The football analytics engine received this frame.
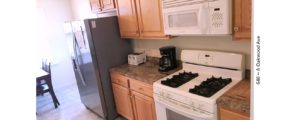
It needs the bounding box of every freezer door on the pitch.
[72,21,105,117]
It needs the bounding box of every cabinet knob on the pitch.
[138,87,143,91]
[234,27,239,32]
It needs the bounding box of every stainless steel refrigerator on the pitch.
[64,16,132,120]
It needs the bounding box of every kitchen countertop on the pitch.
[217,79,251,116]
[111,57,250,115]
[110,57,181,85]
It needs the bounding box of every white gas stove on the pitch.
[153,50,245,120]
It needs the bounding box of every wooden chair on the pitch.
[36,60,60,108]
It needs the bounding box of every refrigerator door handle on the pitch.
[80,26,87,48]
[72,58,77,69]
[73,36,87,86]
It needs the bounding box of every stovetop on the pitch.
[154,69,241,102]
[158,70,233,98]
[161,71,199,88]
[189,76,232,97]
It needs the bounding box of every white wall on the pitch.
[37,0,73,64]
[133,36,251,69]
[37,0,76,88]
[70,0,97,20]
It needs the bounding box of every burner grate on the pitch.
[189,76,232,97]
[161,71,198,88]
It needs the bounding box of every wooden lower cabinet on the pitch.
[112,83,134,120]
[219,107,249,120]
[111,73,156,120]
[131,91,156,120]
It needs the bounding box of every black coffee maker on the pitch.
[159,46,177,72]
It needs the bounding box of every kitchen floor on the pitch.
[36,64,125,120]
[36,83,102,120]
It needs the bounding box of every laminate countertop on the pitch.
[110,57,181,85]
[217,79,251,116]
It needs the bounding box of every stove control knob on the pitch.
[192,107,197,112]
[198,104,205,110]
[165,93,168,98]
[159,91,164,97]
[190,102,195,108]
[165,93,171,99]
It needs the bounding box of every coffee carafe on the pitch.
[159,46,177,72]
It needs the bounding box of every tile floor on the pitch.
[36,83,105,120]
[36,64,125,120]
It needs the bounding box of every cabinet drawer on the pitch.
[111,73,129,88]
[130,80,153,97]
[219,107,249,120]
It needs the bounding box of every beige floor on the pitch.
[37,83,102,120]
[36,64,125,120]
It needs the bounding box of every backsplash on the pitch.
[134,49,161,58]
[132,36,251,69]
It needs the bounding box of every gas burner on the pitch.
[189,76,232,97]
[161,71,198,88]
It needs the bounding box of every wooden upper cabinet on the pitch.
[90,0,102,13]
[115,0,140,38]
[131,91,156,120]
[89,0,115,13]
[233,0,252,40]
[101,0,115,11]
[115,0,168,39]
[135,0,167,38]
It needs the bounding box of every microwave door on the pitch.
[198,3,210,34]
[164,10,203,35]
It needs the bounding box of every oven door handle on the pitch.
[155,97,213,119]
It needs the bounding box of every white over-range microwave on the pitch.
[161,0,232,35]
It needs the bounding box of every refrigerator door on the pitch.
[84,16,132,120]
[72,21,105,117]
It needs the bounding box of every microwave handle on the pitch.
[198,4,209,34]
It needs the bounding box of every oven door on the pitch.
[155,100,213,120]
[163,3,209,35]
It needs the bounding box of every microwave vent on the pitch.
[162,0,208,9]
[211,12,223,28]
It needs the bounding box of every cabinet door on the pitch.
[219,107,249,120]
[233,0,252,40]
[131,91,156,120]
[135,0,167,38]
[112,83,134,120]
[101,0,115,11]
[115,0,140,38]
[90,0,102,13]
